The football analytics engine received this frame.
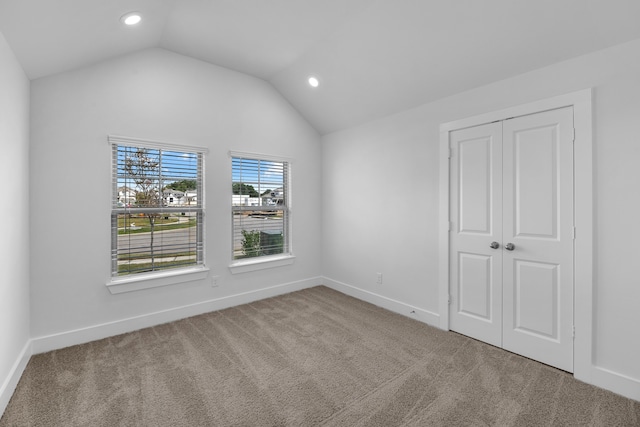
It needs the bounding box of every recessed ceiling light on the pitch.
[121,12,142,26]
[308,76,320,88]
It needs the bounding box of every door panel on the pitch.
[513,260,559,339]
[502,107,574,372]
[449,122,503,347]
[459,137,493,234]
[458,252,493,320]
[513,125,559,239]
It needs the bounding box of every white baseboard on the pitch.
[32,276,321,354]
[321,276,440,328]
[0,340,32,417]
[590,365,640,402]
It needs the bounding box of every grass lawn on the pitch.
[117,258,197,275]
[118,215,196,234]
[117,250,196,261]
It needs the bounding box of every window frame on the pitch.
[229,151,295,274]
[107,135,209,294]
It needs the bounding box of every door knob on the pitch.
[489,241,500,249]
[505,243,515,251]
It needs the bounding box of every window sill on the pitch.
[229,254,295,274]
[106,266,209,294]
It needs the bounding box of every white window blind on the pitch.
[231,156,289,260]
[111,137,205,277]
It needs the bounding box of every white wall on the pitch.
[29,48,322,345]
[0,31,30,413]
[322,38,640,399]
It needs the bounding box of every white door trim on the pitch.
[438,89,593,383]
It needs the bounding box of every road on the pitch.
[118,227,197,257]
[117,215,284,255]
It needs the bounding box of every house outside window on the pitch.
[231,154,290,262]
[110,136,205,278]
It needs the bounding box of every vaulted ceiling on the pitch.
[2,0,640,134]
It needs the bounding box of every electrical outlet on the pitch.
[376,273,383,284]
[211,275,220,287]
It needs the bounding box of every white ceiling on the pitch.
[2,0,640,134]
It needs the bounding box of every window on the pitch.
[110,136,205,279]
[231,155,290,263]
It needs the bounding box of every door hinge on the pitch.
[572,226,576,240]
[572,127,576,143]
[448,221,452,232]
[448,147,453,159]
[448,294,452,305]
[572,326,575,339]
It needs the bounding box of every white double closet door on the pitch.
[449,107,574,372]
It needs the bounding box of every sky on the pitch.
[116,146,200,191]
[115,147,287,204]
[231,157,285,195]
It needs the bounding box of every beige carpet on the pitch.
[1,286,639,426]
